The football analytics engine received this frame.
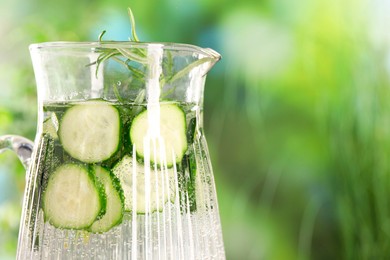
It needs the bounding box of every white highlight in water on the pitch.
[146,44,164,139]
[89,53,104,98]
[131,146,138,260]
[144,44,165,260]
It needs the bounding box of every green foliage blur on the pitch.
[1,0,390,259]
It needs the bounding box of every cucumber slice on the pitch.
[129,103,187,167]
[89,166,124,233]
[43,113,59,139]
[42,163,106,229]
[58,101,121,163]
[113,155,175,213]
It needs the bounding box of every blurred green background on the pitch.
[1,0,390,259]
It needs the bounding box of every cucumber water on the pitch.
[39,100,198,233]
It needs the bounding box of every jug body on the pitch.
[15,42,225,259]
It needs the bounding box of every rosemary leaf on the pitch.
[161,57,215,86]
[117,48,147,63]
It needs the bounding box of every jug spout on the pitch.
[199,47,222,75]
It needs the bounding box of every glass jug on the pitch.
[0,42,225,259]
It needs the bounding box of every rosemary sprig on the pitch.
[90,7,215,102]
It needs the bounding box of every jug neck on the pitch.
[29,42,221,106]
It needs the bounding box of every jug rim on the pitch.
[29,41,221,61]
